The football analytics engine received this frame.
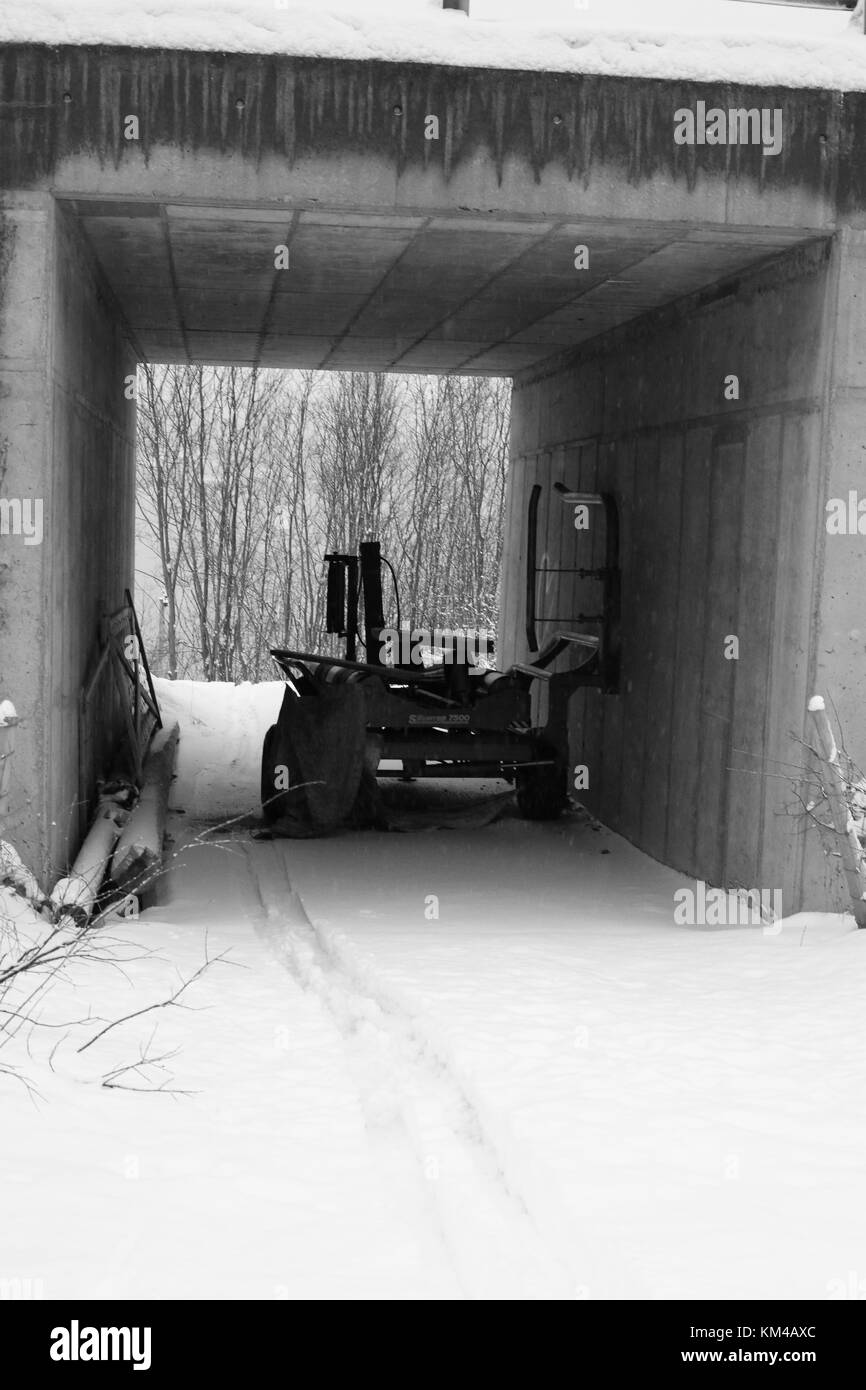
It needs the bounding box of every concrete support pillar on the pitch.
[0,194,137,881]
[0,193,54,875]
[814,228,866,747]
[792,227,866,910]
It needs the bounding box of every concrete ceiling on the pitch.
[69,199,818,376]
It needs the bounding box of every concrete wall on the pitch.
[814,228,866,757]
[501,238,861,911]
[0,194,136,878]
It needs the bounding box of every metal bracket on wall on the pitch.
[525,482,620,693]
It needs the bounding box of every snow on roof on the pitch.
[1,0,865,92]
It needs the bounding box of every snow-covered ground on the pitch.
[2,677,865,1300]
[1,0,865,91]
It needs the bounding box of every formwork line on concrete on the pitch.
[388,218,571,373]
[252,211,300,371]
[160,202,192,364]
[316,215,435,373]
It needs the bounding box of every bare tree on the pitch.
[136,367,510,678]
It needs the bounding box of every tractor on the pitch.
[262,485,620,827]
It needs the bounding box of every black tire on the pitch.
[261,724,281,821]
[515,758,568,821]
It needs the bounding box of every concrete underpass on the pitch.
[2,42,866,910]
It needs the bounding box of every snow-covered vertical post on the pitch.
[808,695,866,928]
[0,699,17,838]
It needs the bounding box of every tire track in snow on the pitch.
[246,838,576,1299]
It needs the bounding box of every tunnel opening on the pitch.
[133,365,510,688]
[2,177,849,911]
[132,361,521,830]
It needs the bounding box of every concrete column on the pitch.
[813,227,866,750]
[0,193,54,875]
[800,227,866,909]
[0,194,137,882]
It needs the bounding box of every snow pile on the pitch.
[154,676,284,820]
[0,0,865,91]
